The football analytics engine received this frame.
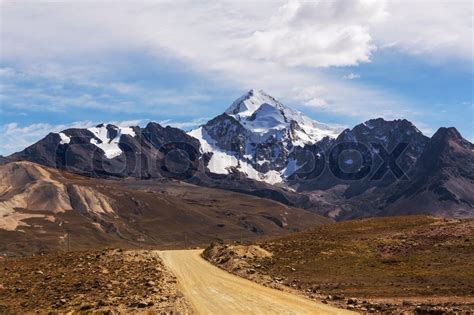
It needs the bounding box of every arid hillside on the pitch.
[204,216,474,313]
[0,161,330,256]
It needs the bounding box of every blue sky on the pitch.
[0,0,473,155]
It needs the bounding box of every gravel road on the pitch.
[159,249,354,315]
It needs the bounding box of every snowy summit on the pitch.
[189,89,343,184]
[225,89,340,145]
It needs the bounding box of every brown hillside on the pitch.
[205,216,474,313]
[0,161,330,256]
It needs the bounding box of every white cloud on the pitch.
[290,82,416,121]
[3,1,470,66]
[159,118,209,131]
[373,1,473,61]
[343,73,361,80]
[245,0,386,68]
[0,0,472,123]
[291,86,328,108]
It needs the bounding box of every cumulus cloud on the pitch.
[291,86,329,108]
[0,0,472,125]
[247,0,387,67]
[3,1,469,67]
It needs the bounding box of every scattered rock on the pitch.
[97,299,108,307]
[0,249,188,313]
[80,302,94,310]
[136,300,148,308]
[347,298,358,305]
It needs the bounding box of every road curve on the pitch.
[159,249,355,315]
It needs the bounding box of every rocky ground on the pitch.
[0,249,191,314]
[203,216,474,314]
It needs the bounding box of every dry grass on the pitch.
[205,216,474,312]
[256,216,474,298]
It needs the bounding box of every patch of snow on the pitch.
[241,103,287,133]
[262,170,283,185]
[58,132,71,145]
[188,127,283,184]
[88,124,135,159]
[189,127,237,174]
[364,121,375,129]
[282,159,301,177]
[257,159,270,166]
[188,127,214,153]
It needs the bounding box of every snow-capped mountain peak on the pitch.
[189,90,343,184]
[225,89,341,144]
[225,89,283,119]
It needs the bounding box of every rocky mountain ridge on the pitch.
[5,90,474,220]
[189,89,342,184]
[10,122,202,180]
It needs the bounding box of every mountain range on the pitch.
[2,89,473,251]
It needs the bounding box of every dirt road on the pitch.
[159,249,354,314]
